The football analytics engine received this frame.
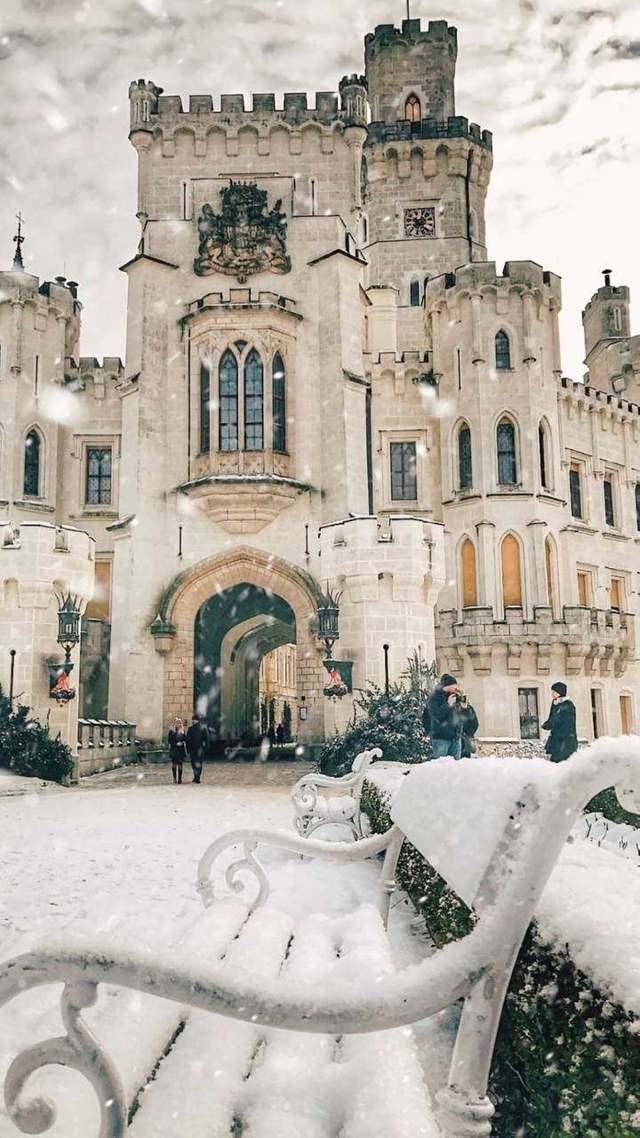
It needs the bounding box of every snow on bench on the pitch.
[291,747,382,838]
[0,736,638,1138]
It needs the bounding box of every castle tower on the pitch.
[582,270,638,396]
[362,19,493,309]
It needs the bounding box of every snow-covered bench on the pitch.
[291,746,382,838]
[1,737,638,1138]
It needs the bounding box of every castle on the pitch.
[1,17,639,763]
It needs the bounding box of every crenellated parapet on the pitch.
[426,261,562,310]
[128,80,350,156]
[365,18,457,58]
[367,116,492,152]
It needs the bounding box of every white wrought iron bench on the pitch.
[1,737,638,1138]
[291,746,382,838]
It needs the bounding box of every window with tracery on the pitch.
[200,359,211,452]
[219,350,238,452]
[497,419,517,485]
[272,353,286,452]
[495,330,511,370]
[244,349,264,451]
[405,93,421,122]
[85,448,112,505]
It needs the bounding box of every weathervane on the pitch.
[12,211,24,270]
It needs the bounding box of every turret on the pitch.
[365,19,457,125]
[339,74,368,128]
[582,269,631,360]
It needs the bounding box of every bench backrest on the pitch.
[390,755,563,908]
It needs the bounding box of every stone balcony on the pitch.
[436,605,635,678]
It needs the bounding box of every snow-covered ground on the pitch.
[0,780,451,1136]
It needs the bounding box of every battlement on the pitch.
[78,356,124,375]
[582,283,630,317]
[365,19,457,59]
[182,288,299,323]
[367,115,492,151]
[559,373,640,416]
[426,260,562,303]
[129,79,345,132]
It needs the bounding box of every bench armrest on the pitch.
[196,826,397,910]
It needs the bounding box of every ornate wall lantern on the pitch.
[56,593,81,664]
[317,587,342,658]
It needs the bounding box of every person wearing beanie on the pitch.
[542,682,577,762]
[426,673,465,759]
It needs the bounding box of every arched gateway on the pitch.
[154,547,325,745]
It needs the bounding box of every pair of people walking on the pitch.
[167,714,209,784]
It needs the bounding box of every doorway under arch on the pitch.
[195,583,296,744]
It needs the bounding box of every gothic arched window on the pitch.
[458,424,473,489]
[405,93,421,122]
[501,534,523,607]
[460,538,478,608]
[409,279,420,306]
[199,358,211,453]
[24,429,41,497]
[219,350,238,452]
[495,330,511,370]
[538,421,551,490]
[272,353,286,452]
[244,348,264,451]
[497,418,517,485]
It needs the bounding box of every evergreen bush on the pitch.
[319,652,436,776]
[361,780,640,1137]
[0,686,73,783]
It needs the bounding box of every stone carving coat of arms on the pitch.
[194,181,292,282]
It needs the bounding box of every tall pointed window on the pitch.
[409,279,420,306]
[458,425,472,489]
[272,353,286,452]
[497,419,517,485]
[405,93,421,122]
[244,349,264,451]
[219,350,238,452]
[24,429,41,497]
[495,330,511,370]
[199,358,211,453]
[603,476,615,527]
[538,422,550,489]
[501,534,523,607]
[460,538,478,608]
[636,483,640,531]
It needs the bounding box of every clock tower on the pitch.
[362,18,493,305]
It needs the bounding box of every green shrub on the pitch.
[0,686,73,783]
[319,652,436,776]
[586,786,640,829]
[361,779,640,1138]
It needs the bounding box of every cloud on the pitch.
[0,0,637,381]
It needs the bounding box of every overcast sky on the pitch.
[1,0,638,379]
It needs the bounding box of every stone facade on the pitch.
[0,16,638,751]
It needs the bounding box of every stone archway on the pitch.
[156,547,325,743]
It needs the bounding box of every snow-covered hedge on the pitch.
[361,779,640,1138]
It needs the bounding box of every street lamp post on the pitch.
[383,643,390,695]
[8,649,16,707]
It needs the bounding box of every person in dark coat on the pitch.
[542,682,578,762]
[428,674,464,759]
[459,696,479,758]
[185,714,209,783]
[167,717,187,784]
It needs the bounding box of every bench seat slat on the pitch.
[128,907,295,1138]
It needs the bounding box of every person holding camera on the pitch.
[427,674,465,759]
[458,693,479,757]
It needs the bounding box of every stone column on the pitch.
[475,520,496,610]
